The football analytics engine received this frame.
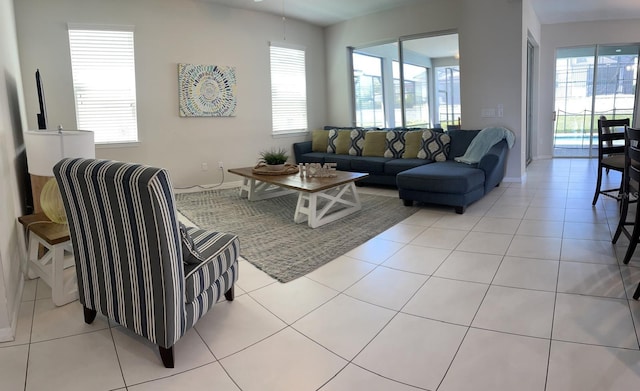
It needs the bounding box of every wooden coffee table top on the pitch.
[228,167,368,193]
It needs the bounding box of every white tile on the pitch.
[306,255,376,292]
[250,277,338,324]
[557,262,626,298]
[402,277,488,326]
[516,219,564,237]
[400,209,445,227]
[195,294,286,358]
[344,266,427,310]
[35,278,51,300]
[320,363,423,391]
[564,207,609,224]
[432,214,482,231]
[26,330,124,391]
[0,345,28,391]
[563,222,611,240]
[409,227,468,250]
[456,231,513,255]
[472,217,521,234]
[376,223,427,243]
[235,259,276,292]
[113,326,216,386]
[128,362,240,391]
[485,205,527,219]
[221,327,346,391]
[344,237,405,264]
[433,251,503,284]
[493,257,559,291]
[439,328,549,391]
[507,236,562,260]
[472,285,555,338]
[523,207,566,221]
[30,299,109,343]
[354,313,467,390]
[620,265,640,299]
[547,341,640,391]
[553,293,638,349]
[293,294,395,360]
[0,300,34,347]
[22,278,37,301]
[630,299,640,344]
[560,238,618,264]
[381,245,451,275]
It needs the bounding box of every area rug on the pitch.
[174,188,419,283]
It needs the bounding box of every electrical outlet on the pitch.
[201,162,208,171]
[218,161,224,169]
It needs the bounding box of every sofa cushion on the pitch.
[418,130,450,162]
[323,154,353,171]
[311,129,330,152]
[384,158,432,175]
[328,129,352,154]
[351,156,391,174]
[363,131,387,157]
[402,131,424,158]
[349,129,367,156]
[397,161,485,194]
[447,129,480,159]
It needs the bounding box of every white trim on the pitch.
[269,40,305,51]
[68,23,134,32]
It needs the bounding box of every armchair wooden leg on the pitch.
[83,306,97,324]
[224,285,235,301]
[159,346,174,368]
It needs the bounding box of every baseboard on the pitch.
[534,155,553,160]
[0,277,24,342]
[503,176,524,183]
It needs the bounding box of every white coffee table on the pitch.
[228,167,369,228]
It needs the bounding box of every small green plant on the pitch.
[260,147,289,165]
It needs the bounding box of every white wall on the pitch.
[14,0,327,187]
[539,19,640,158]
[326,0,526,181]
[0,0,28,341]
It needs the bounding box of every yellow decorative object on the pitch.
[40,178,67,224]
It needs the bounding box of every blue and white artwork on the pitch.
[178,64,237,117]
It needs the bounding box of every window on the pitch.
[351,32,460,129]
[68,26,138,144]
[270,43,307,134]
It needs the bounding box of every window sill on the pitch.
[272,130,309,139]
[96,141,141,149]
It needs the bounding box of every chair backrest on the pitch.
[625,127,640,194]
[54,158,185,348]
[597,118,629,158]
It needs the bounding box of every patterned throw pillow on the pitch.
[402,130,425,158]
[384,131,405,158]
[349,129,367,156]
[179,222,203,265]
[417,129,451,161]
[327,128,338,153]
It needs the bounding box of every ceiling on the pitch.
[202,0,640,27]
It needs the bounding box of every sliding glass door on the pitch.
[553,45,639,157]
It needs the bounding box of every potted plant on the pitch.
[260,147,289,171]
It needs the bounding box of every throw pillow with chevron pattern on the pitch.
[349,129,367,156]
[384,130,406,158]
[417,129,451,161]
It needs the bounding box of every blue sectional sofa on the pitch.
[293,128,510,214]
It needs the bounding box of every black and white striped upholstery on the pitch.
[53,158,239,367]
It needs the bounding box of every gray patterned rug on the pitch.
[174,188,419,283]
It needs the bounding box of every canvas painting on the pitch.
[178,64,237,117]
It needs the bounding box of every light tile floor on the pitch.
[2,158,640,390]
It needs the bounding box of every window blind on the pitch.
[68,28,138,144]
[269,43,308,134]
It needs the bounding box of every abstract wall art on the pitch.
[178,64,237,117]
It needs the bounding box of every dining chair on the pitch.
[592,118,629,205]
[54,158,240,367]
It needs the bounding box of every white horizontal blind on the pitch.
[270,43,307,134]
[68,28,138,143]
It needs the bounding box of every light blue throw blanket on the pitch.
[454,127,515,164]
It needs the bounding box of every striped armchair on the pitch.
[53,158,239,368]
